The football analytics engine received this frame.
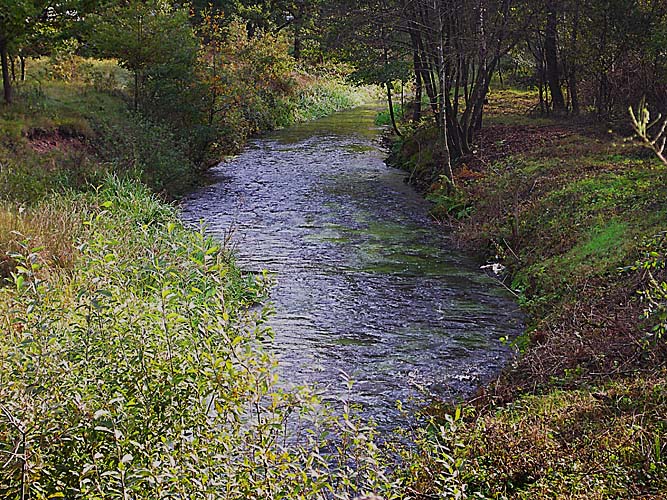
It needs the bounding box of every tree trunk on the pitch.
[382,36,401,137]
[386,82,401,137]
[569,69,579,115]
[411,43,423,122]
[134,70,139,112]
[545,1,565,114]
[413,71,422,122]
[417,38,439,119]
[1,40,12,104]
[20,55,25,82]
[404,0,423,122]
[293,24,302,60]
[568,3,580,114]
[435,1,453,186]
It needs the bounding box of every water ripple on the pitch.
[181,106,523,428]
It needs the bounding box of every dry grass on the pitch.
[465,374,667,498]
[0,199,84,281]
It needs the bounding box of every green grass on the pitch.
[289,76,378,123]
[389,87,667,498]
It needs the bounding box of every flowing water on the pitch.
[181,105,523,428]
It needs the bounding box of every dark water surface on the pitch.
[181,106,522,428]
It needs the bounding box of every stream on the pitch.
[181,105,523,429]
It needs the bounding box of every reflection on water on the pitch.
[181,106,523,428]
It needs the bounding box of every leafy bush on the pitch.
[0,178,405,499]
[92,111,196,195]
[198,14,376,154]
[47,38,82,81]
[631,231,667,339]
[375,104,404,126]
[197,15,296,154]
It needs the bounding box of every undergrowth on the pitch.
[0,178,400,499]
[391,88,667,498]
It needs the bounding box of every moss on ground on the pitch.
[462,375,667,498]
[394,88,667,498]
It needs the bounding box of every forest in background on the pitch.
[0,0,380,197]
[1,0,667,498]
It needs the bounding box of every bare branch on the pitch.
[630,98,667,166]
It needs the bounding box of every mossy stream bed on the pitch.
[181,106,523,428]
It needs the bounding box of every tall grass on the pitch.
[290,78,378,123]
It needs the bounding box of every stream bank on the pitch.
[387,89,667,497]
[181,105,524,429]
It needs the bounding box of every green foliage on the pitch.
[426,182,473,220]
[375,103,403,126]
[0,177,404,499]
[89,0,202,138]
[197,15,296,153]
[47,37,81,81]
[0,67,198,198]
[457,147,667,315]
[460,379,667,498]
[92,110,196,195]
[392,408,479,499]
[628,100,667,341]
[197,14,374,154]
[0,149,102,204]
[630,232,667,340]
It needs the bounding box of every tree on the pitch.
[630,99,667,166]
[0,0,50,103]
[89,0,199,115]
[321,0,410,137]
[403,0,532,159]
[196,10,295,154]
[544,0,565,114]
[526,0,665,118]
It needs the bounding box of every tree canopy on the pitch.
[2,0,666,180]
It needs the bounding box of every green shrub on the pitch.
[630,231,667,340]
[375,104,404,126]
[0,178,405,499]
[92,111,196,195]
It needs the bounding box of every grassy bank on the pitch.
[0,58,399,498]
[0,178,408,498]
[392,89,667,497]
